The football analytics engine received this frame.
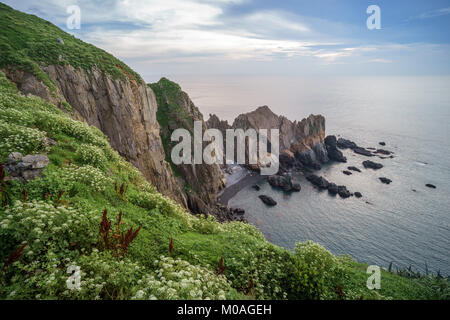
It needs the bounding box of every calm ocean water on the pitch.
[174,75,450,274]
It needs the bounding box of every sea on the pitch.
[173,75,450,275]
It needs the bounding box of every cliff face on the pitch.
[3,66,187,206]
[208,106,328,170]
[149,78,224,212]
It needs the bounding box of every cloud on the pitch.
[409,7,450,20]
[369,58,392,63]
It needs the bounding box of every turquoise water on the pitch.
[176,75,450,274]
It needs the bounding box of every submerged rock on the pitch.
[252,184,261,191]
[363,160,383,170]
[379,177,392,184]
[258,195,277,206]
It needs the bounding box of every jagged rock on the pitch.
[295,149,321,170]
[353,146,373,157]
[328,183,338,194]
[354,192,362,198]
[22,154,50,169]
[343,170,352,175]
[379,142,386,146]
[363,160,383,170]
[292,183,301,192]
[379,177,392,184]
[233,208,245,215]
[268,173,300,192]
[306,174,329,189]
[40,137,58,148]
[337,138,357,149]
[324,135,347,163]
[312,142,329,163]
[252,184,261,191]
[425,184,436,189]
[258,195,277,206]
[337,185,351,198]
[279,150,296,168]
[347,166,361,172]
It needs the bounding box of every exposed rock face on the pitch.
[209,106,327,171]
[3,65,187,207]
[149,78,224,211]
[324,135,347,163]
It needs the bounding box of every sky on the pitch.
[3,0,450,80]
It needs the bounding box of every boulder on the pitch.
[354,192,362,198]
[363,160,383,170]
[258,195,277,206]
[8,152,23,164]
[4,153,50,182]
[379,177,392,184]
[22,154,50,169]
[379,142,386,146]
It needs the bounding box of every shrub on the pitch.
[75,143,107,169]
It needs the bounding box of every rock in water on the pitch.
[347,166,361,172]
[328,183,339,195]
[268,174,293,192]
[363,160,383,170]
[353,146,373,157]
[342,170,352,175]
[258,195,277,206]
[306,174,329,189]
[337,138,357,149]
[291,183,301,192]
[337,185,351,198]
[379,177,392,184]
[252,184,261,191]
[425,184,436,189]
[379,142,386,146]
[324,135,347,163]
[354,192,362,198]
[375,149,392,155]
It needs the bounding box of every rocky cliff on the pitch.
[208,106,329,171]
[149,78,225,213]
[3,65,187,206]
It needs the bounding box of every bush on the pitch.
[75,143,107,169]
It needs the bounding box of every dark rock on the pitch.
[306,174,329,189]
[379,142,386,146]
[375,149,392,155]
[324,135,347,163]
[337,138,357,149]
[337,185,351,198]
[342,170,352,175]
[353,146,373,157]
[327,183,338,194]
[233,208,245,215]
[268,174,292,191]
[295,150,321,170]
[379,177,392,184]
[347,166,361,172]
[312,142,329,163]
[425,184,436,189]
[252,184,261,191]
[354,192,362,198]
[8,152,23,164]
[5,153,49,182]
[363,160,383,170]
[258,195,277,206]
[291,183,301,192]
[279,150,296,168]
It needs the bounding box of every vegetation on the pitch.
[0,2,142,94]
[0,71,448,300]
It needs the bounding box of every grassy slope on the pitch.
[0,3,447,300]
[0,2,141,93]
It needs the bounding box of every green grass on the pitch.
[0,2,142,94]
